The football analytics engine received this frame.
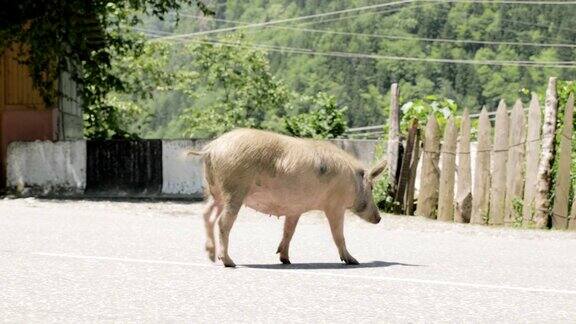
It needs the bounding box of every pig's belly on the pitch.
[244,182,320,216]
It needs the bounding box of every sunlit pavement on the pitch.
[1,198,575,322]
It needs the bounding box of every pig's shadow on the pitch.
[241,260,421,270]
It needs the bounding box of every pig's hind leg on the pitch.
[217,191,246,267]
[276,215,301,264]
[203,197,222,262]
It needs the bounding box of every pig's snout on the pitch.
[372,214,381,224]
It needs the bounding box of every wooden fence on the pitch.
[387,78,576,230]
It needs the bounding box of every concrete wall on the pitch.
[162,140,209,198]
[330,139,380,166]
[5,138,383,198]
[6,140,86,195]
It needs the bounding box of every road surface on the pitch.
[1,198,575,322]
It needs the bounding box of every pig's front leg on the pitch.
[326,208,359,265]
[276,215,301,264]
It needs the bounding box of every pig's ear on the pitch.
[369,160,387,180]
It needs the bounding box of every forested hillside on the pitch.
[133,0,576,138]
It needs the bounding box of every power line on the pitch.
[296,3,435,26]
[134,27,576,66]
[501,19,576,33]
[153,0,417,40]
[148,36,576,68]
[156,0,576,41]
[177,13,576,48]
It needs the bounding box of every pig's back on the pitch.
[206,128,362,177]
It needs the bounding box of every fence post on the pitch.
[387,83,401,194]
[415,115,440,219]
[471,108,491,224]
[437,118,457,222]
[552,93,574,229]
[395,119,418,213]
[455,108,472,223]
[405,130,421,215]
[522,94,542,225]
[570,198,576,231]
[504,100,526,226]
[489,101,509,225]
[534,77,559,229]
[401,119,420,215]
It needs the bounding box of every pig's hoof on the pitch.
[220,256,236,268]
[280,257,291,264]
[342,256,359,265]
[205,247,216,262]
[223,261,236,268]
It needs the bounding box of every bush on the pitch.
[285,93,347,139]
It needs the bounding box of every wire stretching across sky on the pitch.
[155,0,416,40]
[155,0,576,40]
[139,30,576,68]
[177,13,576,49]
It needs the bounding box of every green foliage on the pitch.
[550,80,576,219]
[372,174,401,213]
[400,95,458,134]
[371,138,398,213]
[178,35,292,138]
[162,1,575,127]
[84,40,182,139]
[126,2,576,138]
[511,197,524,228]
[285,93,347,139]
[0,0,212,139]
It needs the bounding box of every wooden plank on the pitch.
[471,108,492,225]
[86,140,163,195]
[522,94,542,225]
[553,93,574,229]
[504,100,526,226]
[405,130,421,215]
[415,115,440,219]
[570,191,576,231]
[0,49,4,107]
[437,118,458,222]
[387,83,401,193]
[455,108,472,223]
[4,45,43,107]
[534,77,559,229]
[395,119,418,210]
[489,101,509,225]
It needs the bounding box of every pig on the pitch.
[189,128,386,267]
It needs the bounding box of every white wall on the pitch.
[161,140,208,198]
[7,140,86,195]
[330,139,379,166]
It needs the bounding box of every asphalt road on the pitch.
[1,198,575,322]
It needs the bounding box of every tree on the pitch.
[285,93,347,139]
[0,0,212,138]
[179,35,292,138]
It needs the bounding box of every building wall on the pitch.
[0,46,83,189]
[0,46,59,188]
[59,69,83,140]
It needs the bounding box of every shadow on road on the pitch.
[241,260,421,270]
